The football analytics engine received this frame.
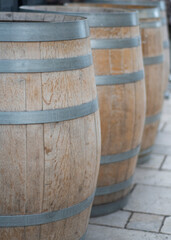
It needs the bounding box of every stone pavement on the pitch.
[86,94,171,239]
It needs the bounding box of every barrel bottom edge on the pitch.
[138,146,153,165]
[138,152,153,165]
[91,194,130,218]
[80,231,87,240]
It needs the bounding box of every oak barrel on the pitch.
[0,12,101,239]
[70,2,164,164]
[21,5,147,216]
[159,0,170,93]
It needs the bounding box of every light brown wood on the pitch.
[161,9,170,92]
[66,2,165,161]
[92,26,146,206]
[140,18,164,156]
[23,5,146,213]
[0,12,101,240]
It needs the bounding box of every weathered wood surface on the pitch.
[92,26,146,205]
[140,18,163,153]
[21,5,146,211]
[0,12,101,240]
[161,9,170,92]
[65,2,165,158]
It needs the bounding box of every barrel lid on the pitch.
[0,12,90,42]
[20,5,139,27]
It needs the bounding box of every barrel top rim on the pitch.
[67,1,161,19]
[0,12,91,42]
[20,5,139,27]
[83,0,166,10]
[0,11,88,23]
[20,5,138,15]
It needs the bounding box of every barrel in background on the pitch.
[71,2,164,164]
[0,12,101,240]
[160,0,170,93]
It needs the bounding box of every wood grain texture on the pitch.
[41,5,146,209]
[140,18,164,153]
[91,25,146,207]
[0,13,101,240]
[67,2,165,158]
[161,10,170,92]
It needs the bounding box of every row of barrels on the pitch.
[0,1,170,239]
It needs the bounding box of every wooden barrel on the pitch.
[21,5,146,216]
[0,12,101,239]
[80,0,170,93]
[159,0,170,92]
[67,2,164,164]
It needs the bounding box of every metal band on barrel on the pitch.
[0,191,95,227]
[145,112,161,125]
[20,7,139,27]
[96,70,144,86]
[140,21,162,29]
[161,17,167,25]
[81,232,87,240]
[144,55,163,65]
[138,153,151,164]
[138,146,154,164]
[95,176,133,196]
[0,54,92,73]
[163,40,170,49]
[91,36,141,49]
[91,194,130,217]
[0,20,89,41]
[0,97,98,125]
[139,146,154,157]
[101,145,140,165]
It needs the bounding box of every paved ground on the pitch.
[86,91,171,239]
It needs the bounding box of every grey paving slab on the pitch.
[152,144,171,156]
[162,156,171,171]
[89,210,131,228]
[127,213,164,232]
[161,217,171,235]
[159,122,166,132]
[124,185,171,215]
[163,123,171,133]
[134,168,171,187]
[161,113,171,123]
[155,132,171,146]
[86,225,171,240]
[138,154,164,170]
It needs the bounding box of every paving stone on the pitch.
[161,217,171,235]
[162,156,171,171]
[127,213,163,232]
[163,123,171,133]
[134,168,171,187]
[161,112,171,123]
[153,145,171,156]
[159,122,166,131]
[86,225,171,240]
[155,132,171,146]
[138,154,164,170]
[89,210,131,228]
[124,185,171,215]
